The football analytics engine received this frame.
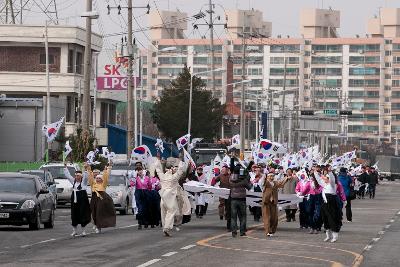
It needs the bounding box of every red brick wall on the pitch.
[0,46,61,72]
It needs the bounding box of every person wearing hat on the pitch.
[150,155,189,237]
[87,164,116,234]
[249,165,265,222]
[262,173,290,237]
[63,164,91,237]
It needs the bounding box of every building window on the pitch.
[108,104,116,124]
[40,54,55,65]
[385,50,392,56]
[385,74,392,79]
[385,97,390,102]
[76,52,83,74]
[384,108,390,113]
[68,49,74,73]
[385,85,391,90]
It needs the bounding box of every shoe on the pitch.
[309,229,315,234]
[151,225,155,228]
[163,230,171,237]
[175,227,180,232]
[220,216,224,220]
[95,227,101,234]
[232,231,237,238]
[267,233,274,237]
[240,233,247,237]
[324,230,331,242]
[347,220,352,223]
[331,232,338,243]
[71,227,78,237]
[138,225,143,230]
[81,230,87,237]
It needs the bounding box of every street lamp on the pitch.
[188,67,226,146]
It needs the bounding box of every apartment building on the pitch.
[139,7,400,144]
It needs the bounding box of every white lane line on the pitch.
[398,211,400,215]
[385,224,391,229]
[20,238,57,248]
[390,219,395,223]
[181,244,196,250]
[162,251,178,257]
[372,238,380,242]
[136,259,161,267]
[364,245,373,251]
[378,230,385,235]
[117,224,138,229]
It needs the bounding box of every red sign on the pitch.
[96,77,140,90]
[97,64,141,90]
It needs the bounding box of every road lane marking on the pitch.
[117,224,138,229]
[20,238,57,248]
[181,244,196,250]
[364,245,372,251]
[389,219,395,223]
[162,251,178,257]
[136,259,161,267]
[372,238,380,242]
[378,231,385,235]
[385,224,390,229]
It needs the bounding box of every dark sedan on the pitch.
[0,173,55,230]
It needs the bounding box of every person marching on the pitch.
[194,166,207,218]
[147,171,161,228]
[131,164,152,229]
[282,168,297,222]
[151,156,189,237]
[338,168,353,222]
[87,164,116,234]
[211,164,232,230]
[64,164,91,237]
[250,165,265,222]
[295,170,310,229]
[314,167,342,243]
[262,173,290,237]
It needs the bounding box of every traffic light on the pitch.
[339,110,352,115]
[301,110,314,115]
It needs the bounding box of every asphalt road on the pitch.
[0,181,399,267]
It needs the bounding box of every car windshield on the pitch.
[108,175,125,186]
[0,177,36,194]
[44,166,75,179]
[21,171,45,181]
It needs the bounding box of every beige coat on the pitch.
[281,176,297,209]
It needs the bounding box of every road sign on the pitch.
[324,109,338,116]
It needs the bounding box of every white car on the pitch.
[86,170,132,215]
[40,163,80,205]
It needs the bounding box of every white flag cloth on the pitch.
[42,117,64,142]
[86,151,100,165]
[131,145,152,163]
[188,138,203,150]
[349,165,363,176]
[222,155,231,167]
[246,191,302,209]
[183,148,196,169]
[64,141,72,158]
[155,138,165,153]
[296,169,309,181]
[176,134,190,150]
[183,181,230,199]
[259,139,287,155]
[227,134,240,150]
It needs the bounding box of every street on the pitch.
[0,182,399,267]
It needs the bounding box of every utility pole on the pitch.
[127,0,134,157]
[82,0,93,133]
[208,0,215,92]
[280,57,287,144]
[8,0,15,24]
[44,21,51,125]
[239,30,246,160]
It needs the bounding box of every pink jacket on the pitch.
[295,179,309,195]
[150,177,161,191]
[336,182,347,202]
[130,176,152,190]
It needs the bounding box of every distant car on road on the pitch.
[19,170,57,206]
[86,170,132,215]
[0,173,55,230]
[40,162,80,205]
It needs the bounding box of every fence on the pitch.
[0,162,44,172]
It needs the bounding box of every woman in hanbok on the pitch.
[87,164,116,233]
[131,165,152,229]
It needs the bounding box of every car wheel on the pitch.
[44,208,55,229]
[29,209,41,230]
[120,199,129,215]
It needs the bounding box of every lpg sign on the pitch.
[97,64,140,90]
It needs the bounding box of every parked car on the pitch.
[86,170,132,215]
[19,170,57,206]
[0,173,55,230]
[40,162,80,205]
